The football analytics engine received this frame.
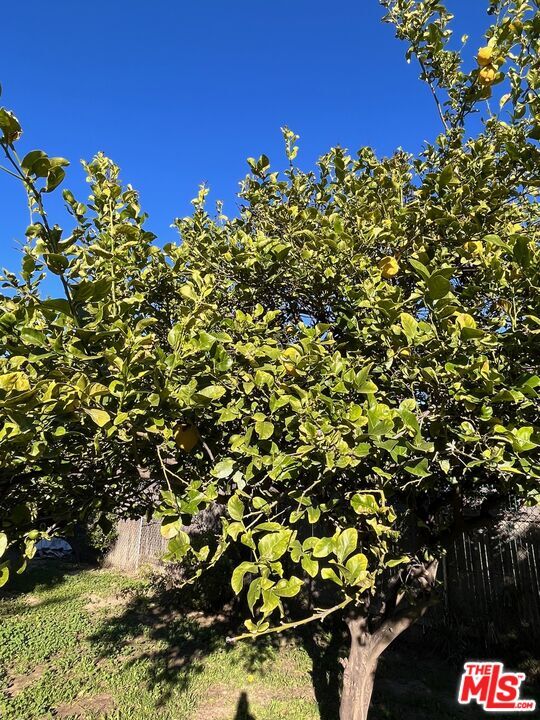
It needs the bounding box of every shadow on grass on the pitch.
[89,570,540,720]
[89,568,346,719]
[233,691,256,720]
[88,580,281,709]
[0,559,90,598]
[0,594,67,619]
[299,615,345,720]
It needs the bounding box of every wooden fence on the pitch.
[104,505,540,644]
[442,533,540,643]
[427,505,540,645]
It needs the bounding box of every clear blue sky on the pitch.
[1,1,490,294]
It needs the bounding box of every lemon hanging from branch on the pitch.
[479,66,497,85]
[477,46,494,67]
[174,424,199,452]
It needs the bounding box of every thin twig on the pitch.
[226,597,353,643]
[417,57,450,133]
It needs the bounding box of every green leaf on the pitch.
[168,323,183,349]
[427,273,451,299]
[513,235,531,267]
[49,156,69,168]
[214,458,235,479]
[335,528,358,563]
[261,588,281,615]
[21,150,47,173]
[312,536,334,558]
[386,555,410,568]
[247,577,262,612]
[0,108,22,143]
[438,165,455,187]
[321,567,343,586]
[404,458,431,477]
[301,556,319,577]
[84,408,111,427]
[161,518,181,539]
[439,459,451,474]
[351,494,380,515]
[511,426,537,452]
[168,530,191,558]
[408,257,430,280]
[231,561,258,594]
[44,166,66,193]
[20,328,47,347]
[307,506,321,524]
[258,531,291,561]
[400,312,418,339]
[529,124,540,141]
[244,618,270,634]
[29,154,51,177]
[25,540,36,560]
[45,253,69,274]
[0,532,7,559]
[197,330,217,350]
[41,298,72,315]
[227,494,245,521]
[0,372,30,392]
[179,284,197,302]
[194,385,226,403]
[255,522,283,532]
[72,279,111,303]
[274,576,303,597]
[255,420,274,440]
[345,553,368,584]
[0,562,9,588]
[357,380,378,394]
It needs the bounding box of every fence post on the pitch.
[135,517,143,570]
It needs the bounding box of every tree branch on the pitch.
[226,598,352,644]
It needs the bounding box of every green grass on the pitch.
[0,562,537,720]
[0,562,318,720]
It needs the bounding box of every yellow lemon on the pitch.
[378,256,400,278]
[463,240,484,255]
[174,424,199,452]
[477,46,494,67]
[479,66,496,84]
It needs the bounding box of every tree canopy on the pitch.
[1,1,539,717]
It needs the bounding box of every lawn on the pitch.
[0,561,535,719]
[0,562,320,720]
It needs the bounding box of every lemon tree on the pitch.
[1,2,540,719]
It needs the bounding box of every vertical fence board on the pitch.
[439,511,540,645]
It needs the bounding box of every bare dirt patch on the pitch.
[6,664,47,697]
[84,593,130,614]
[195,682,315,720]
[54,692,116,718]
[24,594,42,607]
[186,610,230,628]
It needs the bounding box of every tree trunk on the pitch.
[339,561,439,720]
[339,617,379,720]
